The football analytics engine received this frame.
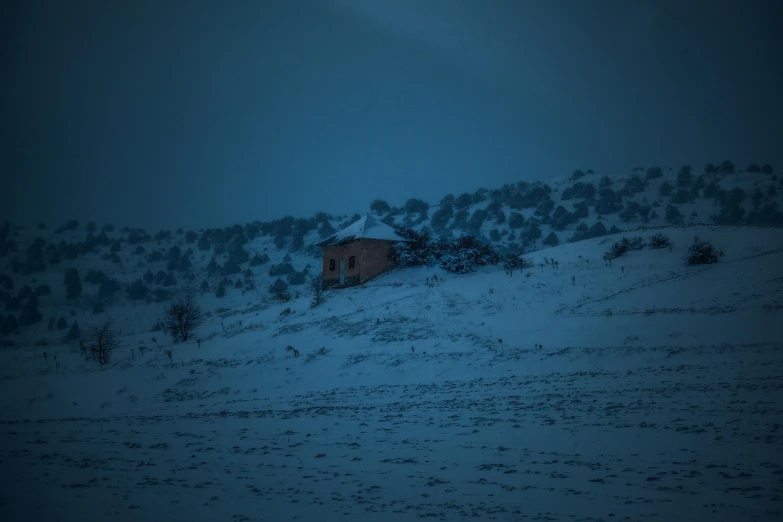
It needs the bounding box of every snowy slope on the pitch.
[1,224,782,521]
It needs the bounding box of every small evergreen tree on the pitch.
[1,314,19,336]
[63,267,82,299]
[18,295,43,325]
[63,320,81,341]
[126,279,149,300]
[269,278,291,301]
[542,231,559,246]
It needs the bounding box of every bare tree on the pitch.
[309,273,324,307]
[87,319,121,366]
[163,295,203,343]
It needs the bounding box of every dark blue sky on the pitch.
[2,0,781,231]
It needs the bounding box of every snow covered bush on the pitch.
[649,233,673,249]
[606,236,646,260]
[389,228,500,274]
[685,238,724,265]
[502,253,533,272]
[439,236,500,274]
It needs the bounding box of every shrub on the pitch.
[222,260,241,276]
[389,228,499,274]
[92,301,105,314]
[318,221,336,239]
[712,200,745,225]
[287,271,306,285]
[572,201,589,219]
[249,253,270,266]
[63,267,82,299]
[370,199,391,215]
[454,193,473,210]
[659,181,673,197]
[153,289,171,302]
[404,198,429,216]
[430,204,453,229]
[467,209,488,233]
[84,269,107,285]
[63,320,81,341]
[518,220,542,244]
[163,295,203,343]
[676,165,693,186]
[671,188,692,204]
[618,202,639,222]
[542,231,559,246]
[269,262,295,277]
[290,235,304,252]
[1,314,19,336]
[17,285,33,301]
[85,319,120,366]
[646,167,663,179]
[606,236,646,260]
[18,295,43,326]
[503,254,532,271]
[685,238,724,265]
[98,279,122,299]
[561,182,597,201]
[309,274,324,307]
[720,160,735,175]
[508,212,525,229]
[594,188,623,214]
[620,175,646,196]
[665,204,683,225]
[274,234,287,249]
[439,236,500,274]
[215,284,226,298]
[746,204,783,226]
[587,221,607,238]
[269,278,291,301]
[126,279,149,300]
[649,233,673,249]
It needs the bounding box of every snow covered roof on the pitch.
[317,214,410,247]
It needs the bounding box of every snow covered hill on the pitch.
[1,220,782,521]
[1,163,781,349]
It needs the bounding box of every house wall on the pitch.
[321,241,362,289]
[320,239,396,289]
[359,239,394,284]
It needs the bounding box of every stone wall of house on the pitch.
[320,238,396,289]
[359,239,394,283]
[321,240,362,289]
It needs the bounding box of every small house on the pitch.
[316,214,410,289]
